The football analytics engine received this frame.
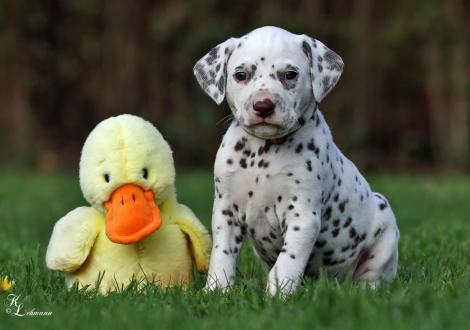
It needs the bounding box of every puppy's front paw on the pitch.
[266,266,299,298]
[204,273,231,293]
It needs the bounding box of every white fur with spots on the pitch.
[194,26,399,297]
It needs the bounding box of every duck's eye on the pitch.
[234,71,247,82]
[104,173,110,183]
[142,168,148,179]
[285,70,298,80]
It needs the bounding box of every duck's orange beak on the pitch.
[104,184,161,244]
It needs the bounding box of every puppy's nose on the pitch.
[253,98,275,118]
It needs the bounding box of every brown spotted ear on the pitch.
[300,36,344,103]
[193,38,239,105]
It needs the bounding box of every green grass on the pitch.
[0,169,469,329]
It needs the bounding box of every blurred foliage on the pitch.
[0,0,469,171]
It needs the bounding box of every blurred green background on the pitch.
[0,0,469,172]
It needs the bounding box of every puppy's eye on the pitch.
[104,173,110,183]
[234,71,247,82]
[142,168,148,179]
[285,70,298,80]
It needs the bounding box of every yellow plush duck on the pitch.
[46,114,211,293]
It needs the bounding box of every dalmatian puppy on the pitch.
[193,26,399,296]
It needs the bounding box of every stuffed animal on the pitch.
[46,114,211,293]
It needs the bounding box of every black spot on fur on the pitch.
[322,258,337,266]
[222,209,234,217]
[323,250,334,257]
[349,227,357,238]
[307,139,320,157]
[322,206,332,221]
[205,46,219,65]
[262,236,272,243]
[322,76,331,94]
[333,193,339,202]
[257,142,272,156]
[306,160,312,172]
[324,50,344,71]
[258,159,269,168]
[374,228,382,237]
[302,41,312,61]
[338,199,348,213]
[315,240,326,248]
[234,140,245,151]
[359,233,367,242]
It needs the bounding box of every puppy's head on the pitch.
[194,26,344,139]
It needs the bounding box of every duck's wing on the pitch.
[46,206,101,272]
[173,203,211,273]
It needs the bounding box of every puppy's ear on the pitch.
[300,36,344,103]
[193,38,239,105]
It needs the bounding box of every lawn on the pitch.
[0,169,469,330]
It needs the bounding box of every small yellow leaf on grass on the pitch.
[0,276,15,291]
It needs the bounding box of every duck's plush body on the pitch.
[46,114,211,293]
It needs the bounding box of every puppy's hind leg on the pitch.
[353,193,399,288]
